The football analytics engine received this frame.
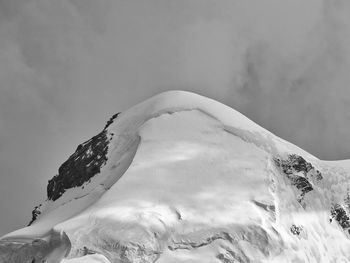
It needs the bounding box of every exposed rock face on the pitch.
[28,113,121,225]
[274,154,322,204]
[45,114,120,202]
[28,204,42,226]
[47,130,112,201]
[104,112,120,130]
[290,224,303,235]
[330,204,350,233]
[274,154,322,179]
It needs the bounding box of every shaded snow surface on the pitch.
[1,91,350,262]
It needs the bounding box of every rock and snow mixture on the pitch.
[1,91,350,263]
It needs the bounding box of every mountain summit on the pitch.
[1,91,350,263]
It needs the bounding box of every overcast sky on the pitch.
[1,0,350,236]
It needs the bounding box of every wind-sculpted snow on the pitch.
[2,91,350,263]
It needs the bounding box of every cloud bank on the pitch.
[1,0,350,235]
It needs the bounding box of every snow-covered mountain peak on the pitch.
[1,91,350,263]
[108,90,316,158]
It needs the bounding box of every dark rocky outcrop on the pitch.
[28,113,121,224]
[274,154,322,180]
[46,113,120,202]
[274,154,322,204]
[290,224,303,235]
[330,204,350,233]
[28,204,42,226]
[291,177,313,203]
[104,112,121,130]
[47,129,112,201]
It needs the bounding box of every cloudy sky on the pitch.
[1,0,350,235]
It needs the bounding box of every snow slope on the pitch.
[1,91,350,263]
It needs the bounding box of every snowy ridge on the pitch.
[1,91,350,263]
